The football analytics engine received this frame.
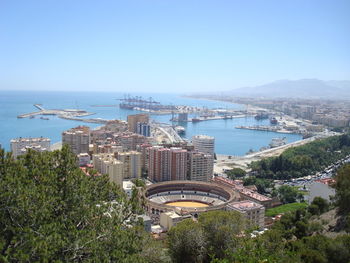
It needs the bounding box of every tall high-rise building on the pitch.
[116,151,142,179]
[62,126,90,155]
[192,135,215,176]
[137,143,152,172]
[127,114,149,133]
[148,146,188,182]
[170,147,187,181]
[10,137,50,158]
[148,146,170,182]
[114,132,148,151]
[188,151,212,182]
[92,153,123,186]
[192,135,215,156]
[136,122,151,137]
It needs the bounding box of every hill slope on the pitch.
[224,79,350,99]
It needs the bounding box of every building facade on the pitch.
[148,146,170,182]
[192,135,215,175]
[127,114,149,133]
[226,201,265,229]
[136,122,151,137]
[169,147,188,181]
[62,126,90,155]
[10,137,51,158]
[192,135,215,156]
[92,153,123,186]
[188,151,212,182]
[116,151,142,179]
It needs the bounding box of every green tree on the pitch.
[0,146,153,262]
[198,210,245,260]
[334,164,350,215]
[277,185,303,204]
[221,230,298,263]
[225,168,246,179]
[167,219,206,263]
[308,197,329,215]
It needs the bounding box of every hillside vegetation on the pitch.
[250,134,350,180]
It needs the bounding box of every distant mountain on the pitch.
[222,79,350,99]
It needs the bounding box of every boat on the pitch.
[30,115,35,119]
[174,126,185,135]
[269,137,287,148]
[254,113,269,120]
[192,118,201,122]
[40,117,49,120]
[270,117,278,125]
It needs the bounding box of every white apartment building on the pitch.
[62,126,90,155]
[188,151,212,182]
[192,135,215,156]
[116,151,142,179]
[226,201,265,229]
[192,135,214,176]
[10,137,50,158]
[77,153,90,167]
[92,153,123,186]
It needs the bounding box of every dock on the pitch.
[17,104,105,124]
[235,125,298,134]
[188,115,246,122]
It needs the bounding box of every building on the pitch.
[117,151,142,179]
[213,176,275,208]
[138,215,152,232]
[137,122,151,137]
[170,147,188,181]
[144,181,238,223]
[92,153,123,186]
[62,126,90,155]
[77,153,90,167]
[123,180,135,198]
[192,135,215,175]
[226,201,265,229]
[114,132,148,151]
[160,211,190,230]
[10,137,50,158]
[148,146,170,182]
[137,143,152,172]
[95,144,123,154]
[188,151,212,182]
[148,146,188,182]
[192,135,215,156]
[127,114,149,133]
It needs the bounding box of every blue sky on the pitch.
[0,0,349,93]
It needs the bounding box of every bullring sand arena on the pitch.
[165,201,209,208]
[144,181,239,221]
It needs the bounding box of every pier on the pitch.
[235,125,300,134]
[16,104,105,124]
[188,115,246,122]
[118,95,176,111]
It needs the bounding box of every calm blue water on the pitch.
[0,90,302,155]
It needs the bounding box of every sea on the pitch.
[0,90,302,156]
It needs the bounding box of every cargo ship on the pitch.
[174,126,185,135]
[270,117,278,125]
[254,113,269,120]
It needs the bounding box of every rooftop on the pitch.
[227,200,264,211]
[192,135,214,140]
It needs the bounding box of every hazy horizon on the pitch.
[1,0,349,93]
